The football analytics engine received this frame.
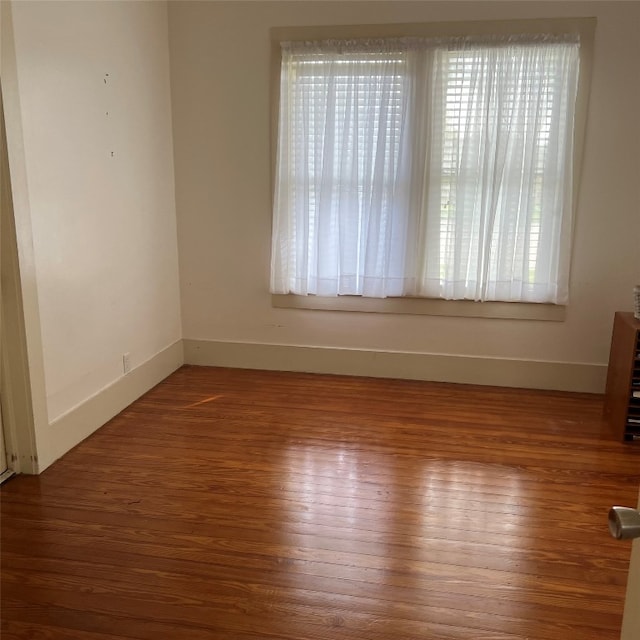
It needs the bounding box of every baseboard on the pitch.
[184,338,607,394]
[41,340,184,472]
[36,337,606,473]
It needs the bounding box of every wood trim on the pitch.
[1,81,38,475]
[183,339,606,393]
[269,19,596,309]
[272,294,566,321]
[1,0,49,474]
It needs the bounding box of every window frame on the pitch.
[269,18,595,321]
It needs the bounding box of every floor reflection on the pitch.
[276,442,532,632]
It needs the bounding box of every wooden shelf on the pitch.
[603,311,640,442]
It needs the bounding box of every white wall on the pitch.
[169,1,640,391]
[3,0,182,470]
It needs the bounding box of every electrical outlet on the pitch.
[123,352,131,375]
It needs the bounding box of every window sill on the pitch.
[271,294,566,322]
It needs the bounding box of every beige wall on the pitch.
[3,0,182,469]
[170,1,640,389]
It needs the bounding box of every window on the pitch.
[270,32,582,304]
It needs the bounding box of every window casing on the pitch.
[270,21,593,310]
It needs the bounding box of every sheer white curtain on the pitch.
[271,35,580,303]
[270,39,430,297]
[420,38,580,303]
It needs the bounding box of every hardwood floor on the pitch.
[2,365,639,639]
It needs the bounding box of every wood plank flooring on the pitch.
[2,365,639,639]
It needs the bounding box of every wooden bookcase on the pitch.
[603,312,640,442]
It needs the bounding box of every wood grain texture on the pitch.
[2,365,639,639]
[603,312,640,441]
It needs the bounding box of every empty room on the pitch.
[1,1,639,638]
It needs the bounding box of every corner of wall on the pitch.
[40,340,184,472]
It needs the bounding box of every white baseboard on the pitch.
[183,338,607,394]
[34,337,606,473]
[40,340,184,472]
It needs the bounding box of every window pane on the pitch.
[271,36,580,303]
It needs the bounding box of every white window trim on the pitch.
[272,294,566,321]
[269,17,595,320]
